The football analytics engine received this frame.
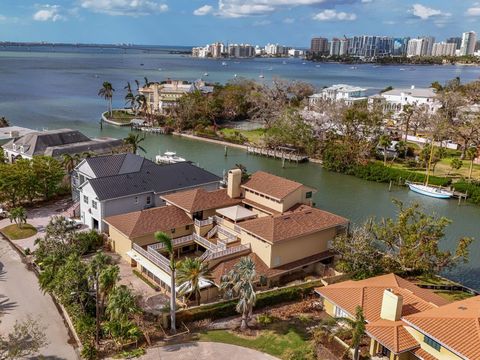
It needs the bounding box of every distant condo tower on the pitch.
[460,31,477,56]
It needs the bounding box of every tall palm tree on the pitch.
[124,82,136,111]
[155,231,177,332]
[134,94,149,121]
[176,258,213,306]
[467,146,478,180]
[106,285,140,326]
[98,81,115,117]
[336,306,366,360]
[378,135,392,166]
[99,264,120,312]
[123,133,146,155]
[220,256,257,331]
[61,153,76,174]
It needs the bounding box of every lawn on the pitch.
[1,223,37,240]
[434,290,475,302]
[105,110,137,124]
[219,128,267,145]
[197,322,310,359]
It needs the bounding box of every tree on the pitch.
[466,146,478,180]
[394,140,408,159]
[450,158,463,174]
[176,258,213,306]
[8,206,27,229]
[155,231,177,332]
[399,104,414,142]
[0,316,47,359]
[61,154,76,174]
[123,133,146,155]
[32,156,65,200]
[98,81,115,117]
[0,116,10,128]
[378,134,392,166]
[332,223,383,279]
[373,200,473,274]
[336,306,366,360]
[220,257,257,331]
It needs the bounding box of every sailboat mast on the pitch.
[425,137,435,186]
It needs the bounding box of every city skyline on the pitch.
[0,0,479,46]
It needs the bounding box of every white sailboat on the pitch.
[407,140,453,199]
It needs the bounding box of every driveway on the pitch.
[137,342,279,360]
[0,238,78,359]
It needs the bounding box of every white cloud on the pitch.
[33,5,65,22]
[361,0,372,3]
[80,0,168,16]
[194,5,214,16]
[410,3,449,20]
[283,17,295,23]
[466,3,480,17]
[217,0,360,18]
[313,9,356,21]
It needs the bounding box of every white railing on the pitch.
[147,235,194,251]
[233,224,243,234]
[193,233,217,251]
[132,243,171,274]
[208,244,251,261]
[217,239,227,251]
[194,218,213,227]
[199,251,211,262]
[206,225,218,239]
[212,215,224,225]
[217,227,238,243]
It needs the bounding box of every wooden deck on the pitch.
[246,146,308,162]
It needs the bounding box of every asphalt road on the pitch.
[0,238,78,359]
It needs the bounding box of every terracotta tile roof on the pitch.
[316,274,449,323]
[366,320,419,353]
[238,206,348,243]
[105,206,193,239]
[410,347,438,360]
[403,295,480,360]
[242,171,305,200]
[162,188,241,213]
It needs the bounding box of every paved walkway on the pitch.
[0,238,78,359]
[137,342,279,360]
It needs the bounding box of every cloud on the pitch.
[410,3,449,20]
[80,0,168,16]
[466,3,480,17]
[194,5,214,16]
[216,0,360,18]
[313,9,356,21]
[33,5,65,22]
[283,17,295,23]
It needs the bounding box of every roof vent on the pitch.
[458,306,468,310]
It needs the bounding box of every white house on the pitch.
[73,153,221,232]
[309,84,367,108]
[370,86,440,115]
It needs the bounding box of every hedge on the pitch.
[453,181,480,205]
[175,280,322,324]
[352,162,451,187]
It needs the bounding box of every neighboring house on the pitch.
[316,273,480,360]
[369,86,440,116]
[2,128,123,163]
[0,126,35,146]
[105,168,349,304]
[309,84,367,108]
[138,80,214,115]
[74,153,220,232]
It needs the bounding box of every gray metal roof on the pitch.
[88,160,220,201]
[83,153,146,178]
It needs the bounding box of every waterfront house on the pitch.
[138,79,213,115]
[0,126,35,146]
[73,153,220,232]
[105,168,349,303]
[316,274,480,360]
[309,84,367,108]
[2,128,123,163]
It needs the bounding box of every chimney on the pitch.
[227,168,242,198]
[380,289,403,321]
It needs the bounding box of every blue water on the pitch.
[1,45,480,289]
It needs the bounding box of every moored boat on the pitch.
[407,183,453,199]
[155,151,186,164]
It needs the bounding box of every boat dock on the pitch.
[133,126,171,134]
[246,146,308,163]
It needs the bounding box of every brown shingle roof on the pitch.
[366,320,419,353]
[162,188,241,213]
[105,206,193,238]
[403,295,480,360]
[210,253,274,284]
[238,206,348,243]
[316,274,449,323]
[242,171,305,200]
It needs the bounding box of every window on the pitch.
[335,306,349,318]
[171,228,176,234]
[134,196,139,204]
[185,225,190,230]
[92,200,97,209]
[424,336,441,352]
[83,195,89,204]
[306,191,313,199]
[146,196,151,205]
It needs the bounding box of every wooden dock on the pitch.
[246,146,308,163]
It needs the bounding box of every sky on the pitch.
[0,0,479,47]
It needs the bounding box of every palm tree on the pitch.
[98,81,115,117]
[336,306,366,360]
[134,94,149,121]
[123,133,146,155]
[124,82,136,111]
[155,231,177,332]
[0,116,10,128]
[400,104,414,142]
[106,285,139,323]
[99,264,120,312]
[61,154,76,174]
[394,140,408,159]
[176,258,213,306]
[220,256,257,331]
[378,135,392,166]
[467,146,478,180]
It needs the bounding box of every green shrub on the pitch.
[75,230,104,255]
[284,343,316,360]
[257,313,274,325]
[453,181,480,205]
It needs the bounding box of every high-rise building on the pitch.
[393,38,409,56]
[460,31,477,56]
[329,38,341,56]
[432,42,456,57]
[446,37,462,50]
[406,37,435,57]
[339,39,349,56]
[310,37,329,55]
[347,36,394,58]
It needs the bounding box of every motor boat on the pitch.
[155,151,186,164]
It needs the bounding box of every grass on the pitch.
[197,322,309,359]
[219,128,267,145]
[132,269,160,291]
[413,274,456,286]
[1,223,37,240]
[105,110,137,124]
[434,290,475,302]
